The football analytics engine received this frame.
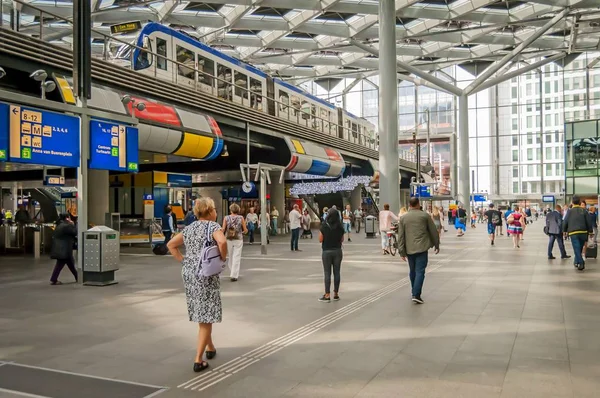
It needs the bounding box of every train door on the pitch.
[337,109,344,139]
[197,52,215,95]
[277,88,291,120]
[175,44,196,88]
[233,69,249,107]
[151,34,171,83]
[320,107,330,134]
[266,77,275,116]
[217,64,233,101]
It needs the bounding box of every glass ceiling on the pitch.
[7,0,600,82]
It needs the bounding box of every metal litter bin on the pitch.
[365,215,376,238]
[83,226,120,286]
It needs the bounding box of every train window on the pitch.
[234,71,248,98]
[217,64,232,100]
[156,38,167,70]
[279,90,289,112]
[197,54,214,86]
[352,123,358,138]
[250,78,262,109]
[301,101,310,120]
[176,45,195,79]
[320,108,329,131]
[136,36,152,70]
[290,94,301,116]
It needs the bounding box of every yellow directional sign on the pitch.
[110,21,142,35]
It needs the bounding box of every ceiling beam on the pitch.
[471,53,566,94]
[464,7,571,95]
[350,39,463,96]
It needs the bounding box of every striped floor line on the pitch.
[177,257,453,392]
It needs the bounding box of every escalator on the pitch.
[31,188,60,223]
[362,185,379,214]
[299,195,321,217]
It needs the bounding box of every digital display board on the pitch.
[7,104,80,167]
[89,119,138,172]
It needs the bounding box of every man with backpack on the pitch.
[485,204,502,246]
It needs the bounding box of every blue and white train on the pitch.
[114,23,376,146]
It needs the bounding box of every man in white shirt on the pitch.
[289,204,303,251]
[343,205,353,242]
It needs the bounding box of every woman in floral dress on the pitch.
[168,197,227,372]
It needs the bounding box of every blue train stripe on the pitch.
[135,23,268,78]
[205,137,224,161]
[306,159,331,176]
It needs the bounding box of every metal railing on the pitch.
[0,0,419,166]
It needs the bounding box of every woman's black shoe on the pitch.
[206,350,217,360]
[193,361,209,372]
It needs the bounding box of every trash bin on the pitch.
[83,226,120,286]
[365,215,376,238]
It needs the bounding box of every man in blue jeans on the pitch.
[563,195,592,271]
[397,197,440,304]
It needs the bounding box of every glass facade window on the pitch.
[527,116,533,128]
[513,166,519,177]
[546,147,552,160]
[546,164,553,177]
[512,135,518,146]
[513,150,519,162]
[526,84,532,96]
[527,133,533,144]
[512,104,518,114]
[512,87,518,97]
[513,182,519,193]
[522,182,528,193]
[545,82,551,94]
[545,114,552,127]
[512,119,518,130]
[527,148,533,161]
[526,100,532,112]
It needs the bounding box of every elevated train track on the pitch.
[0,27,417,172]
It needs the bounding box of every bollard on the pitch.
[33,230,40,259]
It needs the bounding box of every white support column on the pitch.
[351,186,362,211]
[458,95,470,215]
[378,0,399,213]
[260,171,268,255]
[87,169,109,226]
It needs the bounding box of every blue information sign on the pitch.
[89,119,139,172]
[411,185,432,198]
[470,194,486,202]
[6,104,80,167]
[0,103,8,161]
[542,195,555,203]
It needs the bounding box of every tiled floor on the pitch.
[1,221,600,397]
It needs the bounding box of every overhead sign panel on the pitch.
[110,21,142,35]
[7,104,80,167]
[89,119,139,172]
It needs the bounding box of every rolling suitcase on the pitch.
[153,243,169,255]
[586,235,597,259]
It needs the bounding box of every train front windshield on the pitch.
[115,42,133,61]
